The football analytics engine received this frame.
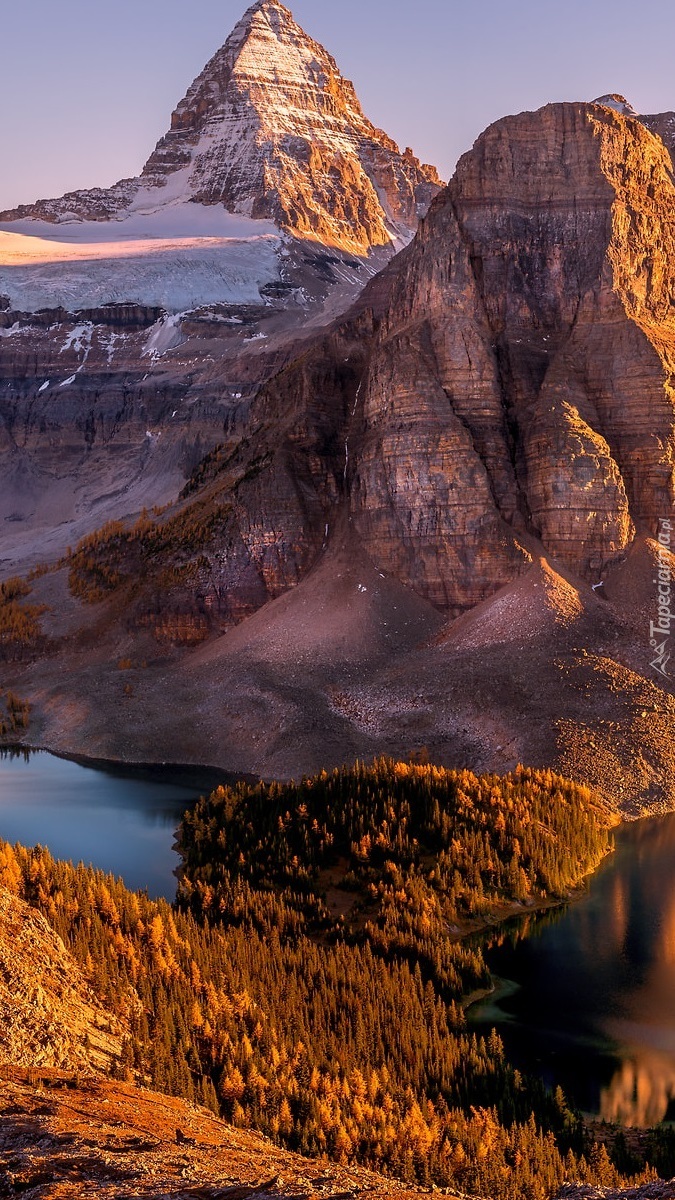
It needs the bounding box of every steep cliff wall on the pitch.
[351,102,675,608]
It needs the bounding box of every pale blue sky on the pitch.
[3,0,675,210]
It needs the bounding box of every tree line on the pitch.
[0,759,665,1199]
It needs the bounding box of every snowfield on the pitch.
[0,201,282,311]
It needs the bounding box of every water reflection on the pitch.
[470,814,675,1126]
[0,749,204,898]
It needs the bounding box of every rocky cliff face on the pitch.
[637,108,675,158]
[204,99,675,618]
[4,98,675,812]
[0,884,123,1071]
[0,0,440,256]
[350,101,675,607]
[0,299,320,575]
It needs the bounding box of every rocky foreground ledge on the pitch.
[3,1070,675,1199]
[0,1070,452,1200]
[556,1180,675,1198]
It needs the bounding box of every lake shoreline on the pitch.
[0,743,250,793]
[457,839,619,1010]
[467,811,675,1126]
[0,750,204,899]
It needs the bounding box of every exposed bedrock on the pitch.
[220,101,675,617]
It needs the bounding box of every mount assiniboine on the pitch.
[0,0,440,313]
[0,0,440,574]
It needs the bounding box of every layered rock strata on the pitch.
[0,0,441,255]
[209,100,675,618]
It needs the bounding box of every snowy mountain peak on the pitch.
[593,94,640,118]
[242,0,292,15]
[238,0,296,25]
[137,0,442,252]
[228,0,318,48]
[0,3,442,312]
[0,2,441,257]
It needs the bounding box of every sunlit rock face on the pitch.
[0,0,441,257]
[141,0,442,252]
[213,100,675,619]
[0,884,123,1071]
[349,100,675,608]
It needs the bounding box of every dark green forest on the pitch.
[0,759,665,1199]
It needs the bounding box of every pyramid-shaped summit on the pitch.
[2,0,441,255]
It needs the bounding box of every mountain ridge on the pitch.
[0,0,441,256]
[9,98,675,814]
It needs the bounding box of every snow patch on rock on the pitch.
[593,93,640,118]
[142,313,186,359]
